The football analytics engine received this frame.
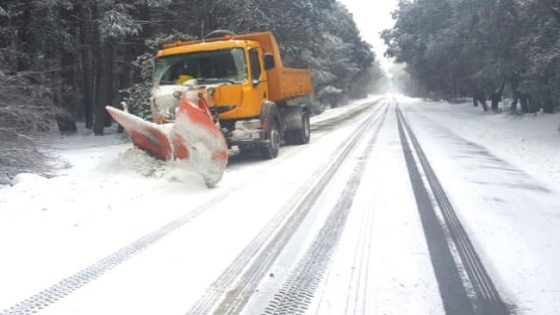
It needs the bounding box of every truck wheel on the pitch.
[285,111,310,145]
[260,120,280,159]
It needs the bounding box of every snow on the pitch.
[1,94,559,314]
[0,96,378,314]
[311,95,382,125]
[398,96,560,314]
[308,107,444,315]
[400,97,560,192]
[151,85,182,120]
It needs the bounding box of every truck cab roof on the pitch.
[156,39,259,58]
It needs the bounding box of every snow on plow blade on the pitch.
[106,99,228,187]
[171,97,228,187]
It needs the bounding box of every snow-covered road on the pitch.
[1,96,559,314]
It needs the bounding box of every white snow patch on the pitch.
[10,172,48,186]
[399,96,560,191]
[398,96,560,314]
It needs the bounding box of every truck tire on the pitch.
[284,111,310,145]
[260,119,280,159]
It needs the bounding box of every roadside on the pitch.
[400,96,560,314]
[0,73,58,185]
[400,96,560,192]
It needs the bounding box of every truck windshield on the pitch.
[154,48,247,86]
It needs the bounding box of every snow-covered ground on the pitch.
[0,95,559,314]
[399,96,560,315]
[401,96,560,192]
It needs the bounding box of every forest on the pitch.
[0,0,381,136]
[383,0,560,113]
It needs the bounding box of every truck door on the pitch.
[248,48,268,109]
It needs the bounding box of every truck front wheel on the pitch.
[260,120,280,159]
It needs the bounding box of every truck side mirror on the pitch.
[264,54,275,70]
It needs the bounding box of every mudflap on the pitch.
[170,98,228,188]
[106,106,175,160]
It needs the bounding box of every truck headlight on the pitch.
[235,119,262,131]
[173,91,183,99]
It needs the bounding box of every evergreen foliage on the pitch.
[0,0,381,136]
[383,0,560,113]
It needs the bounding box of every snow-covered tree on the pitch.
[384,0,560,114]
[0,0,382,135]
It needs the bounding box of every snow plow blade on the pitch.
[106,98,228,187]
[170,97,228,187]
[106,106,174,161]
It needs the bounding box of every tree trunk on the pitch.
[511,91,519,113]
[474,89,488,111]
[520,93,528,113]
[491,80,506,112]
[5,11,17,74]
[78,2,95,129]
[521,93,531,113]
[510,73,520,114]
[543,92,555,113]
[491,93,500,112]
[93,40,114,136]
[103,41,115,128]
[51,6,77,134]
[16,5,32,71]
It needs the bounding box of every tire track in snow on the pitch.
[0,187,241,315]
[187,101,389,315]
[313,146,378,315]
[343,164,377,315]
[397,104,511,315]
[258,103,389,315]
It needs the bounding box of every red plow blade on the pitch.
[106,98,227,187]
[106,106,174,161]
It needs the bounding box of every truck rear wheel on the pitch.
[260,120,280,159]
[284,111,310,145]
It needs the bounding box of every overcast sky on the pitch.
[338,0,398,70]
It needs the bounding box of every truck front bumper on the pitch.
[228,119,264,142]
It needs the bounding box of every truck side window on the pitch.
[249,49,262,83]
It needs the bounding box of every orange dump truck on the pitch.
[152,31,314,158]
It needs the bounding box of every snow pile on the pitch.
[103,146,205,186]
[10,173,49,186]
[116,148,169,177]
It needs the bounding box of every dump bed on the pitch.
[271,67,313,102]
[228,32,313,103]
